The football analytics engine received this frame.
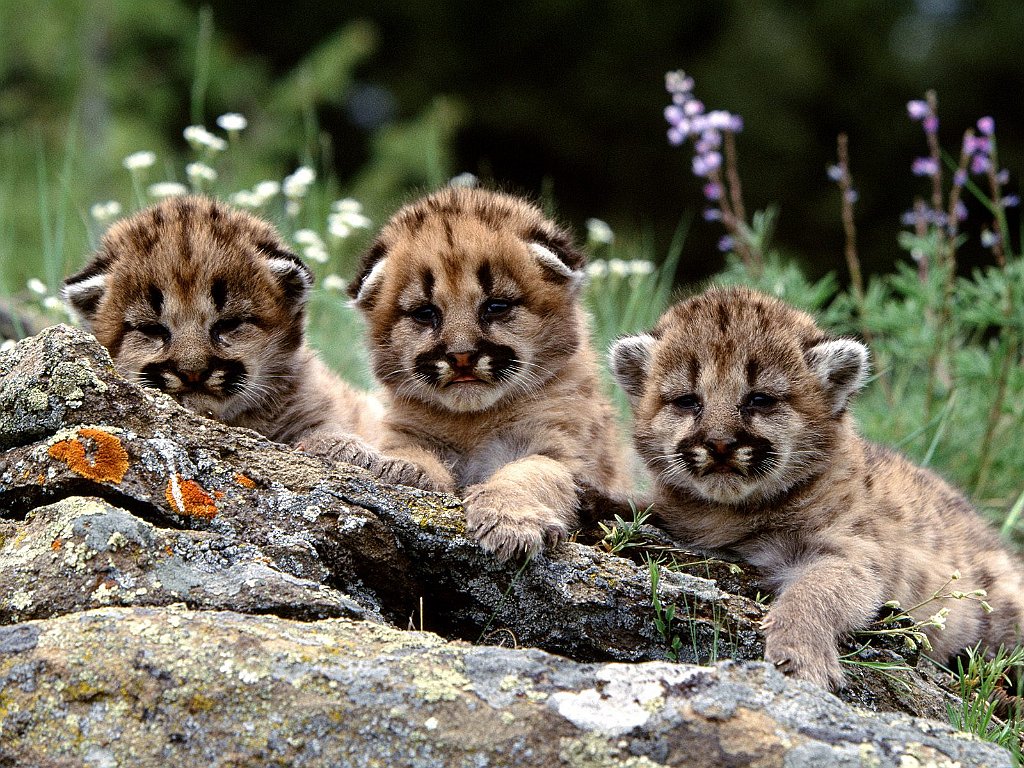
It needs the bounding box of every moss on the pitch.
[559,733,667,767]
[408,497,466,535]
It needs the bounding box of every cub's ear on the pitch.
[804,338,870,416]
[261,246,314,307]
[348,240,388,310]
[61,261,111,327]
[527,226,586,291]
[609,334,657,406]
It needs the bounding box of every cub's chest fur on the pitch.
[612,286,1024,690]
[351,186,631,560]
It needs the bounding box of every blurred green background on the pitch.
[2,0,1021,297]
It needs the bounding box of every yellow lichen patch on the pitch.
[36,474,45,485]
[165,475,218,520]
[47,428,130,484]
[234,473,257,489]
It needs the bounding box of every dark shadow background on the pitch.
[191,0,1023,283]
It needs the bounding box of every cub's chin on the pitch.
[423,379,511,414]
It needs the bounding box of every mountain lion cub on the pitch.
[61,195,409,476]
[610,286,1024,688]
[350,186,630,560]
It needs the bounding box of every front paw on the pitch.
[299,435,444,492]
[463,485,570,562]
[763,619,844,689]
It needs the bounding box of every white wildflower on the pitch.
[230,191,258,208]
[90,201,123,222]
[585,218,614,245]
[327,219,351,240]
[254,180,280,201]
[629,259,655,276]
[148,182,188,199]
[928,607,950,629]
[293,229,322,246]
[27,278,47,296]
[186,162,218,183]
[328,205,372,239]
[981,601,993,614]
[123,151,156,171]
[586,261,608,278]
[183,125,227,152]
[608,258,629,277]
[216,112,248,132]
[283,166,316,198]
[449,172,479,188]
[286,200,301,218]
[322,274,347,291]
[304,245,329,264]
[43,296,63,311]
[332,197,362,213]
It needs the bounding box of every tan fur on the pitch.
[611,286,1024,688]
[351,186,631,560]
[61,196,398,472]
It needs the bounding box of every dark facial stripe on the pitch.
[477,262,493,295]
[422,269,435,301]
[147,284,164,314]
[746,357,760,386]
[687,354,700,387]
[716,303,730,333]
[443,219,455,249]
[212,278,228,312]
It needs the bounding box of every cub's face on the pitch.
[610,287,868,505]
[62,196,313,422]
[351,187,586,414]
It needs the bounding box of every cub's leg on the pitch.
[463,455,577,561]
[299,432,452,493]
[761,550,883,689]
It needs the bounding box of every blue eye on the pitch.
[480,299,513,320]
[745,392,778,410]
[410,305,440,326]
[671,394,701,412]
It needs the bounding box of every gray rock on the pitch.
[0,325,1013,766]
[0,607,1010,768]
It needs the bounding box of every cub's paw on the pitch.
[463,485,570,562]
[299,435,445,492]
[763,621,844,690]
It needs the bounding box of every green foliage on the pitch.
[947,645,1024,761]
[647,557,683,662]
[597,504,653,555]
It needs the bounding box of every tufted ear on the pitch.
[609,334,657,407]
[804,338,870,416]
[62,260,112,327]
[348,240,388,310]
[261,246,314,308]
[528,243,586,292]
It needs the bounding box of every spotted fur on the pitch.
[611,286,1024,688]
[61,196,392,470]
[351,186,631,560]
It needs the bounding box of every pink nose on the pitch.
[450,352,474,368]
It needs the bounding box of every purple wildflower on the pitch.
[970,154,991,175]
[976,116,995,136]
[907,100,930,120]
[845,189,859,204]
[923,115,939,135]
[954,201,968,221]
[912,157,940,177]
[717,235,734,252]
[703,182,722,201]
[703,207,722,221]
[953,169,967,187]
[981,229,1000,248]
[996,169,1010,185]
[826,164,843,182]
[1002,195,1020,208]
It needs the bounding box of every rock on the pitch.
[0,606,1011,768]
[0,325,1013,766]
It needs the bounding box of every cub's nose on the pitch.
[180,370,206,385]
[704,436,738,458]
[447,350,478,369]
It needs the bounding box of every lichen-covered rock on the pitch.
[0,325,1014,765]
[0,606,1011,768]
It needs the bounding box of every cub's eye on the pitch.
[671,394,702,412]
[136,323,170,342]
[211,317,247,343]
[410,304,440,327]
[744,392,779,410]
[480,299,513,321]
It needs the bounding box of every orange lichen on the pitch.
[51,539,62,552]
[234,473,257,489]
[36,474,45,485]
[213,490,225,500]
[164,475,218,520]
[47,428,130,483]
